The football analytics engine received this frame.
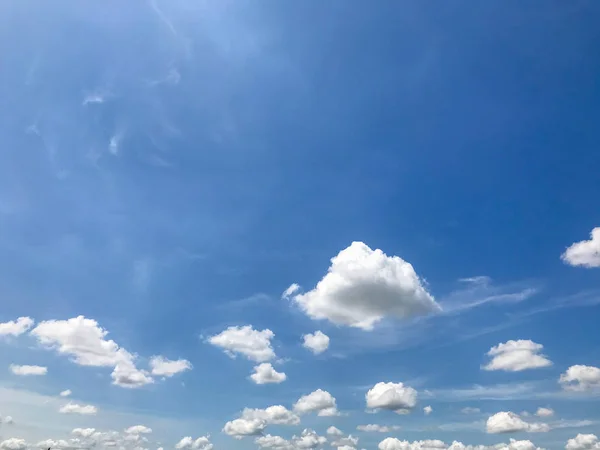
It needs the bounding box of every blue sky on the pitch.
[1,2,600,450]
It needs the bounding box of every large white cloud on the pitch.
[59,403,98,415]
[562,228,600,268]
[357,424,400,433]
[0,439,27,450]
[302,331,330,354]
[366,382,418,413]
[559,365,600,391]
[379,438,545,450]
[175,436,213,450]
[482,340,552,372]
[223,418,267,438]
[242,405,300,425]
[565,434,600,450]
[486,412,550,434]
[290,242,440,330]
[0,317,34,337]
[294,389,339,416]
[250,363,287,384]
[9,364,47,376]
[149,356,191,377]
[208,325,275,362]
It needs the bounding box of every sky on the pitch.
[1,1,600,450]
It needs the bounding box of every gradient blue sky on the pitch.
[1,2,600,450]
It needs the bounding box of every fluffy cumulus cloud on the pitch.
[9,364,47,376]
[357,424,401,433]
[290,242,440,330]
[379,438,544,450]
[292,429,327,449]
[223,418,267,439]
[30,316,153,388]
[535,408,554,418]
[366,382,418,413]
[250,363,287,384]
[255,430,327,450]
[302,331,330,354]
[242,405,300,425]
[565,434,600,450]
[0,317,34,337]
[424,406,433,415]
[327,426,344,436]
[330,434,359,448]
[59,402,98,415]
[149,356,192,377]
[59,389,72,397]
[294,389,339,416]
[208,325,275,362]
[486,412,550,434]
[562,228,600,268]
[175,436,213,450]
[559,365,600,391]
[255,434,292,450]
[482,340,552,372]
[0,439,27,450]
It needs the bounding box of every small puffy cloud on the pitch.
[0,317,34,337]
[535,408,554,418]
[2,416,14,425]
[9,364,47,376]
[72,428,96,438]
[149,356,192,377]
[242,405,300,425]
[486,412,550,434]
[250,363,286,384]
[330,435,359,448]
[112,359,153,388]
[379,438,544,450]
[366,382,418,413]
[565,434,600,450]
[424,406,433,415]
[59,403,98,415]
[461,407,481,414]
[560,365,600,391]
[562,228,600,268]
[357,424,400,433]
[294,389,339,416]
[174,436,212,450]
[482,340,552,372]
[125,425,152,434]
[291,242,440,330]
[292,429,327,449]
[302,331,330,355]
[223,418,267,439]
[255,434,292,450]
[60,389,72,397]
[208,325,275,362]
[0,439,27,450]
[282,284,300,300]
[327,426,344,436]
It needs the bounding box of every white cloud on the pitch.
[242,405,300,425]
[59,389,72,397]
[0,317,34,337]
[486,412,550,434]
[34,440,72,449]
[379,438,544,450]
[174,436,212,450]
[327,426,344,436]
[330,435,359,448]
[255,430,327,450]
[291,429,327,449]
[356,424,400,433]
[482,340,552,372]
[535,408,554,418]
[565,434,600,450]
[208,325,275,362]
[72,428,96,438]
[424,406,433,415]
[9,364,47,376]
[31,316,153,388]
[366,382,418,413]
[291,242,440,330]
[0,439,27,450]
[461,407,481,414]
[562,228,600,268]
[379,438,446,450]
[222,418,267,439]
[125,425,152,434]
[255,434,292,450]
[59,403,98,415]
[294,389,339,416]
[282,283,300,300]
[149,356,191,377]
[2,416,14,425]
[250,363,286,384]
[560,365,600,391]
[302,331,330,355]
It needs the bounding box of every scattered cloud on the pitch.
[208,325,275,362]
[378,438,544,450]
[222,418,267,439]
[560,365,600,391]
[242,405,300,425]
[255,430,327,450]
[482,340,552,372]
[59,389,72,397]
[125,425,152,434]
[294,389,339,416]
[562,228,600,268]
[72,428,96,438]
[9,364,47,376]
[327,426,344,436]
[366,382,417,413]
[565,434,600,450]
[2,416,14,425]
[149,356,192,377]
[250,363,286,384]
[0,317,34,337]
[486,412,550,434]
[330,434,359,448]
[282,283,300,300]
[59,402,98,415]
[535,407,554,417]
[291,242,440,330]
[174,436,212,450]
[424,405,433,415]
[357,424,400,433]
[0,439,27,450]
[302,331,330,355]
